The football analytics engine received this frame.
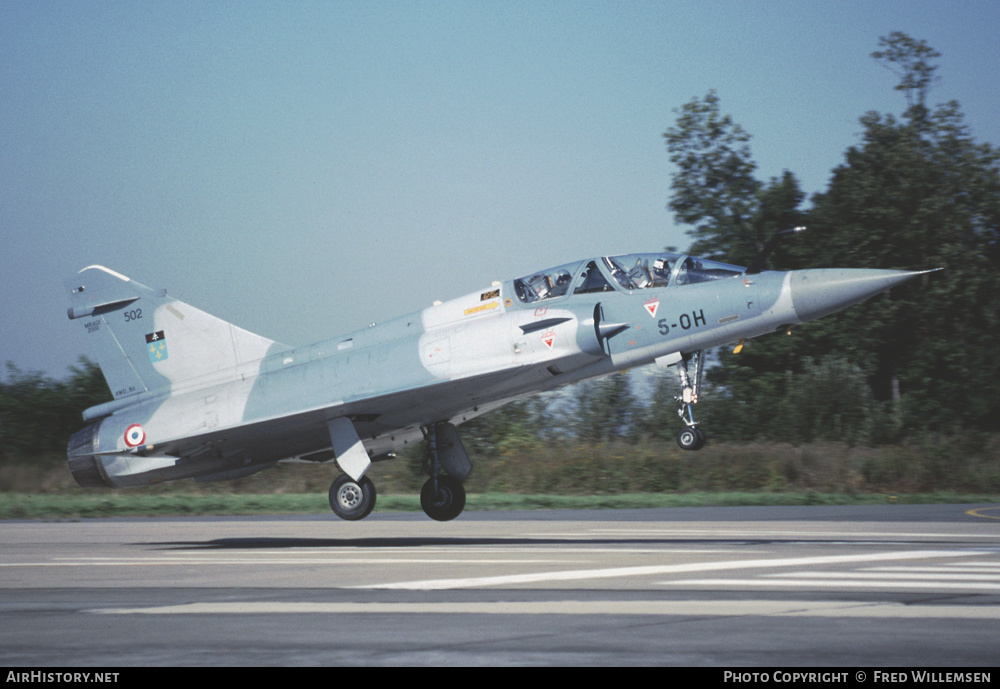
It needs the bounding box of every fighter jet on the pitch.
[65,237,931,521]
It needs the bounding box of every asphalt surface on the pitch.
[2,503,998,667]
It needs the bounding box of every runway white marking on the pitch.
[357,549,976,590]
[88,599,1000,619]
[871,565,1000,573]
[769,571,1000,581]
[669,559,1000,591]
[671,558,1000,591]
[674,579,1000,591]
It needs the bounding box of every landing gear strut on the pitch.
[420,423,467,521]
[675,351,707,451]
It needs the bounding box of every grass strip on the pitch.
[2,491,997,520]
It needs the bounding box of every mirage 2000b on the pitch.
[65,244,930,521]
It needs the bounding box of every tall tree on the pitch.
[871,31,941,126]
[664,91,806,268]
[663,91,762,263]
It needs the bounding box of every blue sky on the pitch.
[3,0,999,376]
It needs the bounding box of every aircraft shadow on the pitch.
[155,535,864,550]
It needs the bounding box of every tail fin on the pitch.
[66,265,285,400]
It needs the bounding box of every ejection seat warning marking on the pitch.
[541,332,555,349]
[146,331,168,362]
[644,298,659,318]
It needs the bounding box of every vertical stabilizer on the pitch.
[66,266,285,399]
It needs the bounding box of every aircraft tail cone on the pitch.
[789,268,936,324]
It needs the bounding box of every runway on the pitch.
[2,504,998,666]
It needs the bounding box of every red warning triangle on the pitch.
[541,332,555,349]
[644,298,660,318]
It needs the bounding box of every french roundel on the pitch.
[124,424,145,447]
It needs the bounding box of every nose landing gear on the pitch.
[674,350,707,451]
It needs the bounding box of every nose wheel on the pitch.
[675,425,706,451]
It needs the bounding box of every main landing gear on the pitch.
[328,474,377,521]
[420,474,466,522]
[419,423,467,521]
[327,421,469,522]
[674,351,707,451]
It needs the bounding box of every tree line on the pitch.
[0,360,109,464]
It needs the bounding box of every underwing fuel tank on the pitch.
[789,268,930,323]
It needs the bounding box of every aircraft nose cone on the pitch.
[789,268,932,323]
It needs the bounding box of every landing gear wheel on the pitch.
[329,474,377,521]
[420,475,466,522]
[676,426,706,451]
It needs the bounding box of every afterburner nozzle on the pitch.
[789,268,935,324]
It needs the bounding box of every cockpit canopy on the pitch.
[513,252,745,304]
